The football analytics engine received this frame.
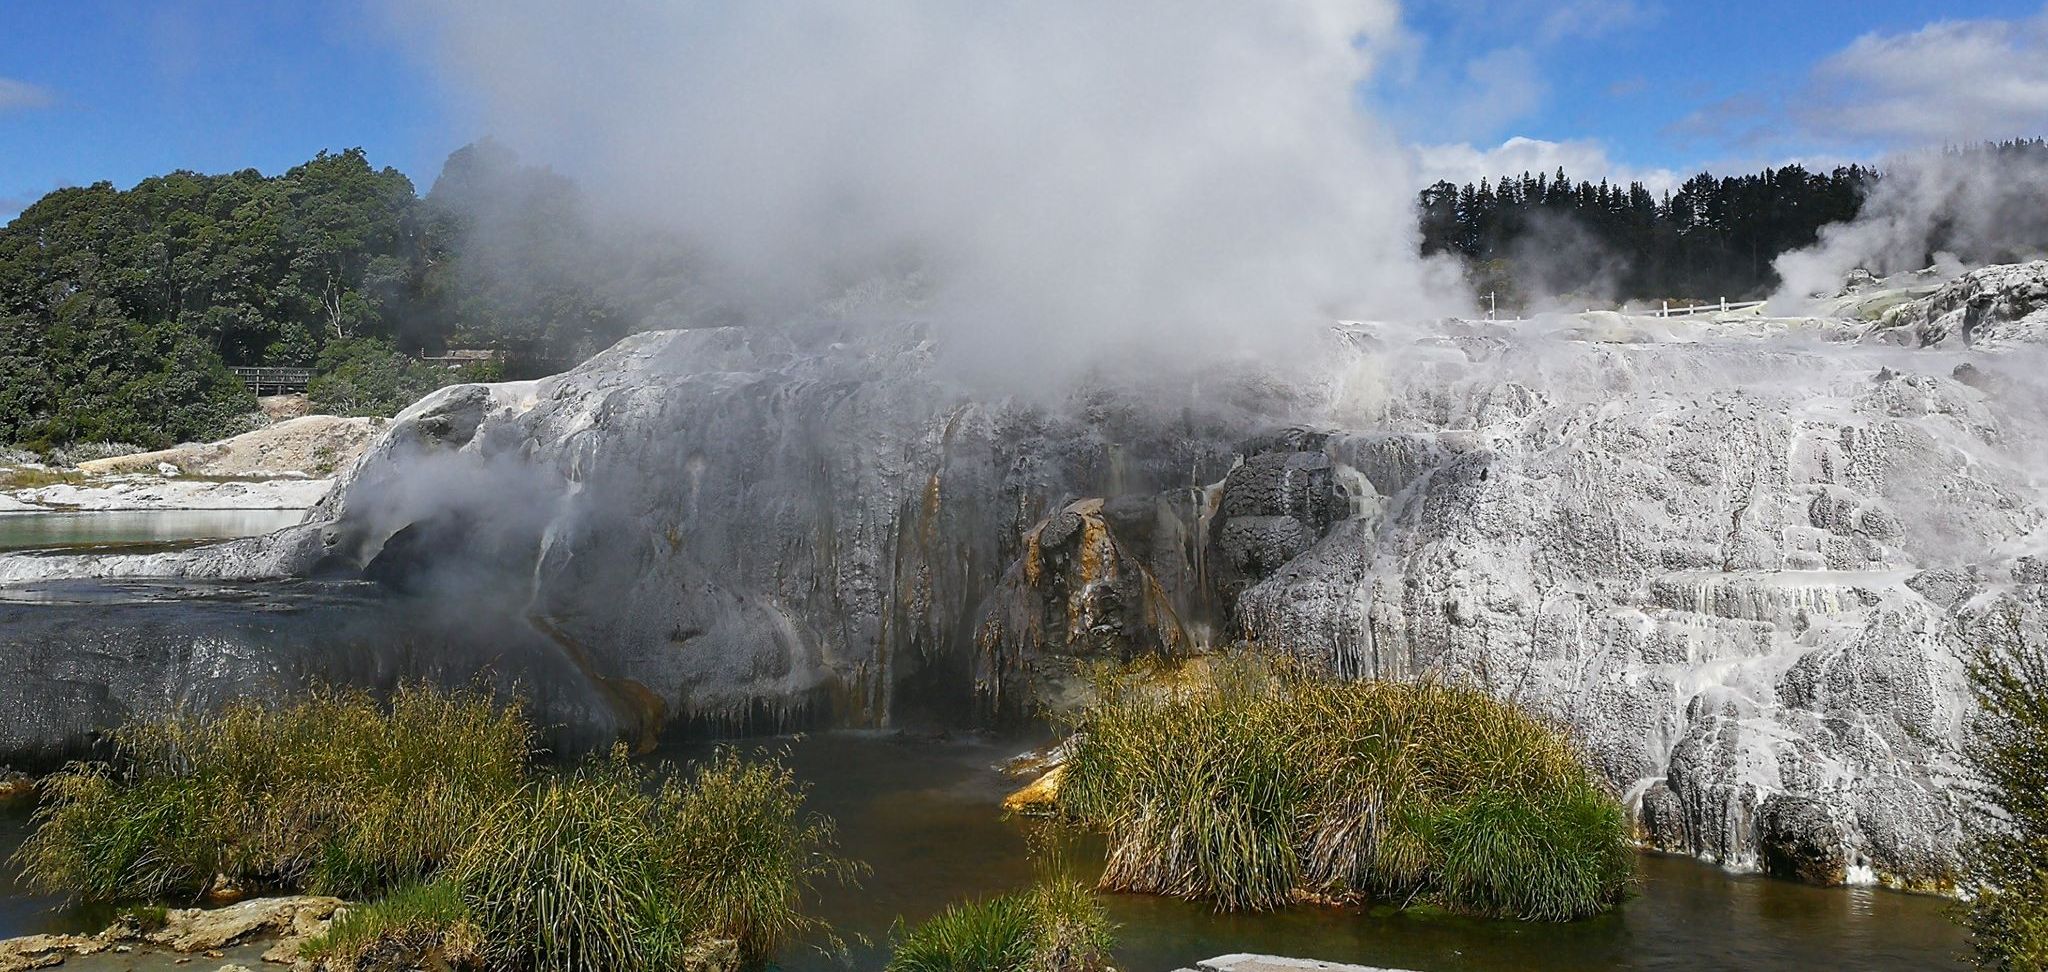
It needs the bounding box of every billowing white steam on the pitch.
[391,1,1465,384]
[1771,147,2048,309]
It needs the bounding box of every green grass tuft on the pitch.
[1053,653,1634,920]
[16,684,532,902]
[300,879,481,971]
[452,746,855,972]
[1961,630,2048,968]
[886,880,1115,972]
[660,747,861,958]
[14,688,854,970]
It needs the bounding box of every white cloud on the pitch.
[1411,136,1681,196]
[0,78,54,113]
[1799,8,2048,144]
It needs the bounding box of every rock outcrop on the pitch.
[11,267,2048,888]
[75,415,386,479]
[1875,260,2048,347]
[0,896,343,972]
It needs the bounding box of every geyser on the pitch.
[387,0,1467,386]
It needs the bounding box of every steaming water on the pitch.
[0,510,302,553]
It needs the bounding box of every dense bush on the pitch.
[307,337,495,417]
[886,881,1115,972]
[1962,633,2048,970]
[1052,654,1634,920]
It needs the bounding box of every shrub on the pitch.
[887,881,1115,972]
[309,338,488,418]
[1053,654,1633,920]
[1962,633,2048,970]
[300,879,482,972]
[15,684,532,901]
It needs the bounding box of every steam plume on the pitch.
[1771,145,2048,309]
[390,1,1465,385]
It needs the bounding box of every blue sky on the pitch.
[3,1,2046,218]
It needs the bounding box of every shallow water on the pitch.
[692,732,1967,972]
[0,733,1968,972]
[0,510,302,553]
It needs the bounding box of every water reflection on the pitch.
[0,510,302,553]
[0,730,1967,972]
[728,733,1966,972]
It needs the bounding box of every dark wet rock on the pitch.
[1759,794,1848,885]
[1218,452,1345,525]
[975,500,1195,716]
[1636,780,1688,854]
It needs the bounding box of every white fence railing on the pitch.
[1653,298,1767,318]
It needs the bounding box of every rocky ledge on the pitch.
[0,896,342,972]
[0,415,386,514]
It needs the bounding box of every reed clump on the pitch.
[17,684,531,901]
[1052,653,1633,921]
[454,748,855,972]
[886,880,1116,972]
[15,687,852,971]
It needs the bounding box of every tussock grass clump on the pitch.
[17,685,531,901]
[453,747,854,972]
[662,748,857,957]
[886,881,1115,972]
[17,688,854,970]
[1053,654,1633,921]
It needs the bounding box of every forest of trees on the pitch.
[1419,138,2048,311]
[0,141,660,449]
[1418,163,1875,309]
